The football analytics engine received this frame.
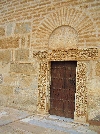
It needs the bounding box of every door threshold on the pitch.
[47,115,74,123]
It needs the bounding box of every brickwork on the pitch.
[0,0,100,123]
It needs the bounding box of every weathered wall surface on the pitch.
[0,0,100,122]
[87,60,100,121]
[0,10,39,111]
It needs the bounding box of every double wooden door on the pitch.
[50,61,77,119]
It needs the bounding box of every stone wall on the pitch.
[87,61,100,121]
[0,17,38,112]
[0,0,100,123]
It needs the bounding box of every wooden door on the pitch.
[50,61,77,119]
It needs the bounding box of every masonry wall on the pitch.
[0,0,100,122]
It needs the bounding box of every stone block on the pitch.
[98,49,100,59]
[0,74,3,84]
[0,50,11,62]
[10,63,36,74]
[0,95,8,106]
[6,22,14,36]
[20,75,36,88]
[0,27,5,36]
[96,62,100,76]
[21,36,26,47]
[7,89,37,111]
[20,35,31,48]
[88,89,100,120]
[14,22,31,34]
[0,37,19,49]
[0,85,13,95]
[3,74,15,85]
[15,49,29,61]
[49,25,78,49]
[0,62,10,74]
[27,35,30,47]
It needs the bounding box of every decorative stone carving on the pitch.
[33,48,98,121]
[37,61,48,112]
[49,25,78,49]
[33,7,96,48]
[48,48,98,61]
[33,51,47,61]
[75,62,88,122]
[32,48,98,61]
[78,48,98,60]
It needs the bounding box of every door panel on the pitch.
[50,61,77,119]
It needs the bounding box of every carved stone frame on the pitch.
[35,48,98,123]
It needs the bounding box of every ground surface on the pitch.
[0,106,99,134]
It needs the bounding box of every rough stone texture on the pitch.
[86,61,100,124]
[7,89,37,112]
[0,85,13,95]
[10,63,36,74]
[0,73,38,112]
[0,62,10,75]
[96,62,100,76]
[49,25,78,49]
[0,37,19,49]
[15,49,29,61]
[6,22,14,36]
[0,27,5,36]
[0,0,100,126]
[14,22,31,34]
[0,74,3,84]
[0,50,11,62]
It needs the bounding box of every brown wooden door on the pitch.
[50,61,77,119]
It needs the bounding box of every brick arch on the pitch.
[34,7,96,48]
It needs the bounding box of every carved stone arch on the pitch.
[34,6,96,48]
